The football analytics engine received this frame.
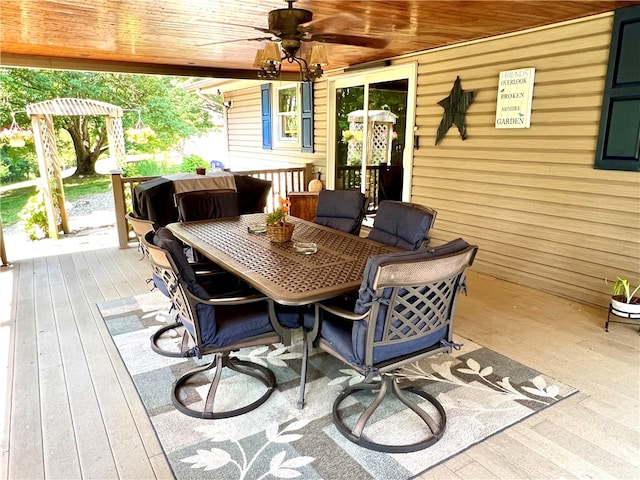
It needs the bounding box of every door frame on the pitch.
[325,62,417,202]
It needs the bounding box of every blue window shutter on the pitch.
[261,83,272,150]
[301,82,314,153]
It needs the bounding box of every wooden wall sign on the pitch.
[495,68,535,128]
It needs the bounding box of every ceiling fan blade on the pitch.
[298,12,360,33]
[208,21,274,36]
[197,36,273,47]
[309,34,389,49]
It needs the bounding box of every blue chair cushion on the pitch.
[315,216,360,235]
[153,228,199,289]
[275,304,315,330]
[314,190,366,235]
[319,315,360,364]
[186,302,272,348]
[367,201,435,250]
[152,272,170,298]
[355,238,470,315]
[321,238,470,367]
[188,301,310,349]
[154,228,216,339]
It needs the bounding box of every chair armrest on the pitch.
[187,290,267,306]
[316,301,369,321]
[193,267,225,277]
[190,259,223,273]
[308,301,369,348]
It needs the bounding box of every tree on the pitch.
[0,68,219,176]
[335,82,408,168]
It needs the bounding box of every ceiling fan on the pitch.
[254,0,390,51]
[203,0,389,81]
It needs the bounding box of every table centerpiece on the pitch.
[265,197,294,243]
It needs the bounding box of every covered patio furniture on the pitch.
[367,200,437,250]
[132,171,236,228]
[174,189,239,222]
[310,238,477,452]
[313,189,367,236]
[132,172,266,227]
[232,174,273,214]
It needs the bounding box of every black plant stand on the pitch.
[605,304,640,333]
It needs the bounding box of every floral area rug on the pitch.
[97,291,577,480]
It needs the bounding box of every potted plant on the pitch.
[265,197,294,243]
[0,127,34,148]
[611,277,640,315]
[125,126,156,144]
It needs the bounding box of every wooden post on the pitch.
[30,114,60,239]
[110,170,130,249]
[0,216,8,266]
[45,114,70,235]
[304,162,314,190]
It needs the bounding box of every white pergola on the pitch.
[25,98,126,239]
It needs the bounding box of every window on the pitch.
[261,82,314,153]
[276,85,298,141]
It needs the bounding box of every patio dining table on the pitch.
[167,214,399,306]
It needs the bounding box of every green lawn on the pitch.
[0,175,111,227]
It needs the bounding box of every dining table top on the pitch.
[167,213,399,306]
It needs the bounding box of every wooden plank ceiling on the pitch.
[1,0,637,79]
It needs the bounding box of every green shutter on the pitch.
[595,5,640,171]
[300,82,314,153]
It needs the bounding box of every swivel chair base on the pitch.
[333,374,446,453]
[296,329,309,409]
[172,352,276,419]
[150,321,189,358]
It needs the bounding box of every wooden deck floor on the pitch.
[1,244,639,479]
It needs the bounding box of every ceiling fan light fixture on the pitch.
[262,42,282,64]
[253,49,265,68]
[248,1,386,82]
[309,45,328,67]
[254,41,328,82]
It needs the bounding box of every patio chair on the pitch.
[125,211,155,258]
[313,189,367,235]
[142,228,248,358]
[310,238,477,452]
[367,200,437,250]
[233,174,273,214]
[174,189,240,264]
[145,228,303,419]
[174,189,239,222]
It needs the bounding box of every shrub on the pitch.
[180,154,209,173]
[19,187,52,240]
[0,145,37,183]
[122,158,179,177]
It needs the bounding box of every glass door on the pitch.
[334,85,365,192]
[328,64,416,213]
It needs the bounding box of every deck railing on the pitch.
[336,165,381,212]
[111,163,313,248]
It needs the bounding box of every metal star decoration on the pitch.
[435,76,474,145]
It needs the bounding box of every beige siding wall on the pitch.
[225,82,326,174]
[222,13,639,309]
[399,13,640,307]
